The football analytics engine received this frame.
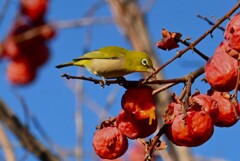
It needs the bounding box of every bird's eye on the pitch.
[142,59,148,66]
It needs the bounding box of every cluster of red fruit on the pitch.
[1,0,55,85]
[205,12,240,92]
[164,12,240,147]
[164,90,239,147]
[92,12,240,160]
[92,86,158,160]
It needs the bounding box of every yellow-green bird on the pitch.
[56,46,155,82]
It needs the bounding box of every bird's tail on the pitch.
[55,62,74,68]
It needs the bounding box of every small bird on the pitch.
[56,46,155,83]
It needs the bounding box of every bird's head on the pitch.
[125,51,155,73]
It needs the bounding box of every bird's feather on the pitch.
[73,46,126,61]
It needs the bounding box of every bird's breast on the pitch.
[86,59,131,78]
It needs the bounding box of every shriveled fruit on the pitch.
[155,29,181,51]
[224,12,240,52]
[92,127,128,159]
[165,110,214,147]
[121,86,156,124]
[116,110,158,139]
[208,90,239,127]
[6,57,36,85]
[190,93,219,120]
[204,41,238,92]
[163,102,182,124]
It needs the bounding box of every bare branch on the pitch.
[0,99,60,161]
[0,0,11,28]
[51,17,113,29]
[0,123,16,161]
[197,14,225,32]
[145,2,240,81]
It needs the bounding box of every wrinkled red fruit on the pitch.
[204,41,238,92]
[92,127,128,159]
[190,93,219,120]
[116,110,158,139]
[208,90,239,127]
[121,86,156,124]
[20,0,48,21]
[6,57,36,85]
[224,12,240,51]
[163,102,182,124]
[155,29,181,51]
[155,36,179,51]
[165,110,214,147]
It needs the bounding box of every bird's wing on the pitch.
[73,46,127,61]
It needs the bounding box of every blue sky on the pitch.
[0,0,239,161]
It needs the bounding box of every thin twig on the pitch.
[61,73,140,88]
[145,2,240,82]
[9,87,64,160]
[0,99,60,161]
[145,124,168,161]
[50,17,113,29]
[197,14,225,32]
[0,0,11,28]
[179,38,209,61]
[152,67,204,96]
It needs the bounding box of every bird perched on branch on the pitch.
[56,46,155,84]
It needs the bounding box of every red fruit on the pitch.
[155,37,179,51]
[204,41,238,92]
[121,86,156,124]
[20,0,48,21]
[165,110,214,147]
[163,102,182,124]
[116,110,158,139]
[155,29,181,51]
[2,36,22,59]
[6,57,36,85]
[224,12,240,51]
[208,90,239,127]
[7,18,44,54]
[92,127,128,159]
[29,43,50,68]
[190,93,219,120]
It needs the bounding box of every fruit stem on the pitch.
[144,124,168,161]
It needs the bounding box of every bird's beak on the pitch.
[148,67,156,73]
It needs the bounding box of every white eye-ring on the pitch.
[142,59,148,66]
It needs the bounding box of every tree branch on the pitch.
[0,123,16,161]
[0,99,60,161]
